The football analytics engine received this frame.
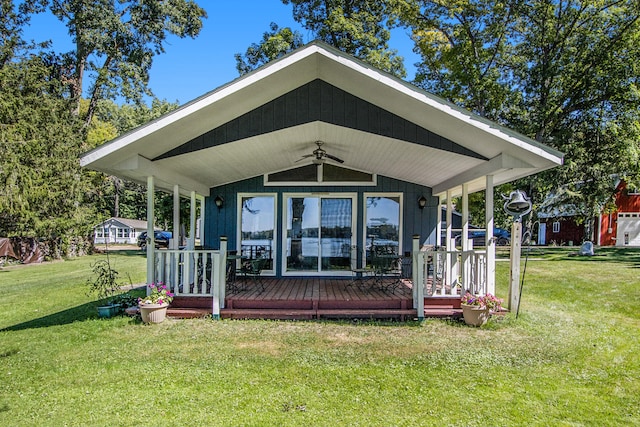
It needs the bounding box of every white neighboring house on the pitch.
[94,217,154,245]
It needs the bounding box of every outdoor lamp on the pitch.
[418,195,427,209]
[214,195,224,209]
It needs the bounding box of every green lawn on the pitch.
[0,248,638,426]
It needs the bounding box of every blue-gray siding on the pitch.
[155,79,485,161]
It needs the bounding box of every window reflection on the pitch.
[241,196,275,270]
[366,196,400,260]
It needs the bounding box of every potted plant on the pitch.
[87,258,121,318]
[138,283,174,323]
[110,292,140,315]
[460,291,503,327]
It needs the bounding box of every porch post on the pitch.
[198,194,205,246]
[172,185,180,249]
[486,175,496,295]
[445,190,453,288]
[436,196,443,247]
[189,191,197,250]
[461,183,470,291]
[445,190,453,251]
[146,176,155,291]
[413,235,424,319]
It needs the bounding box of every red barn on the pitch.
[538,181,640,247]
[597,181,640,246]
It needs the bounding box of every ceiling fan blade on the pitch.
[325,153,344,164]
[295,154,314,162]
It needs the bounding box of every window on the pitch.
[365,194,402,264]
[265,164,375,186]
[239,194,276,273]
[552,222,560,233]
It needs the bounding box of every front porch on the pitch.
[167,277,464,321]
[157,242,484,321]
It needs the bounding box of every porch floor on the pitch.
[168,278,464,321]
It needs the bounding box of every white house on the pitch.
[93,217,153,245]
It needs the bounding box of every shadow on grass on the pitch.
[559,247,640,266]
[96,249,146,257]
[0,298,140,332]
[500,246,640,267]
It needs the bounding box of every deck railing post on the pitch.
[219,237,227,309]
[412,235,424,319]
[212,237,227,319]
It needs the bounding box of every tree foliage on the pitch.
[0,54,91,240]
[86,98,181,225]
[402,0,640,230]
[236,0,406,78]
[286,0,407,77]
[0,2,202,253]
[42,0,206,125]
[403,0,516,119]
[235,22,304,76]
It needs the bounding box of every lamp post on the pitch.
[503,190,532,312]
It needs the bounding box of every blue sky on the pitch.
[23,1,417,105]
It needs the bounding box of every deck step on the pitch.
[222,309,315,320]
[423,306,463,319]
[167,306,466,320]
[317,309,417,320]
[167,308,211,319]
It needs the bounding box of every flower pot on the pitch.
[139,303,169,323]
[461,304,490,327]
[97,304,120,318]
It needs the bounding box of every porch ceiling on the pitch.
[80,41,563,197]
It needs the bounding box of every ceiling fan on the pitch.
[296,141,344,164]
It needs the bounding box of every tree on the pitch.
[0,54,92,243]
[235,22,304,76]
[39,0,206,125]
[0,2,204,255]
[401,0,640,234]
[510,0,640,235]
[281,0,407,77]
[0,0,35,66]
[402,0,517,120]
[86,98,180,223]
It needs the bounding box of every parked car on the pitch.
[137,231,172,250]
[454,227,511,246]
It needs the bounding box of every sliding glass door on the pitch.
[284,194,355,274]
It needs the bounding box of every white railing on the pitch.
[413,247,488,299]
[153,239,228,317]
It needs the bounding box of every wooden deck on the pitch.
[168,278,464,321]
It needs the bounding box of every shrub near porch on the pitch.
[0,248,638,425]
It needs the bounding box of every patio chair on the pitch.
[239,257,268,293]
[346,245,375,292]
[372,251,403,294]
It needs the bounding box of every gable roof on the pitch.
[80,41,563,198]
[95,217,153,230]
